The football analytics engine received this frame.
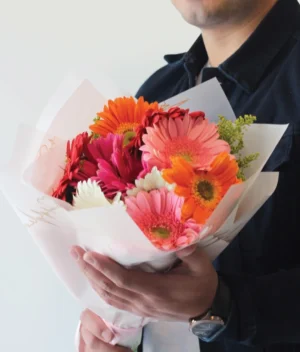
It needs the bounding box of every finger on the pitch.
[74,251,115,292]
[82,327,130,352]
[70,246,86,261]
[79,325,86,352]
[77,253,142,302]
[72,248,152,305]
[91,282,182,321]
[92,285,149,317]
[80,309,114,343]
[85,348,130,352]
[90,281,144,310]
[71,247,117,294]
[81,327,102,350]
[176,244,197,259]
[176,246,210,273]
[83,251,155,295]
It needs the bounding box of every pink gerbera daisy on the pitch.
[125,188,202,251]
[90,134,143,199]
[140,116,230,171]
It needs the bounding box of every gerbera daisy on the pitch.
[89,97,160,147]
[140,115,230,171]
[134,107,205,148]
[52,132,97,202]
[162,153,241,224]
[73,180,124,210]
[125,188,202,251]
[91,133,143,199]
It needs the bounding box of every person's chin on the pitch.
[172,0,209,26]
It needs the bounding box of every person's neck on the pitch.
[202,1,277,67]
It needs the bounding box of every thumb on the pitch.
[78,325,86,352]
[176,245,210,273]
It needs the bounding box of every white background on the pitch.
[0,1,198,351]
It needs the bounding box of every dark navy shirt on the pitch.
[136,0,300,351]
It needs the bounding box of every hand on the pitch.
[71,245,218,322]
[79,309,131,352]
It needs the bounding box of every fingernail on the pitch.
[83,253,95,266]
[101,329,113,343]
[70,248,79,261]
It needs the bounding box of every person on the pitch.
[70,0,300,350]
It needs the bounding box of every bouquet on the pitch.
[0,75,287,350]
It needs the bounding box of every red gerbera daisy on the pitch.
[52,132,98,201]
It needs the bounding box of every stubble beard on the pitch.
[180,0,261,29]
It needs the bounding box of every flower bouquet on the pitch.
[0,74,287,350]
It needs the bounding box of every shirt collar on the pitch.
[164,0,300,93]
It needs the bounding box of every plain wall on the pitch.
[0,1,198,351]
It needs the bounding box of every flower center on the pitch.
[196,180,214,201]
[176,152,192,162]
[151,226,171,239]
[116,122,139,135]
[116,123,139,147]
[165,137,200,164]
[123,130,137,147]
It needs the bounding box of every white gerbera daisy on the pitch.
[73,180,124,209]
[126,167,175,197]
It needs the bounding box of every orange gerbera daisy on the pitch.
[162,153,241,224]
[90,97,160,147]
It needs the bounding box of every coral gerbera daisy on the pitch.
[162,153,241,224]
[90,133,143,199]
[89,97,160,147]
[125,188,202,251]
[140,115,230,171]
[134,107,205,148]
[52,132,98,202]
